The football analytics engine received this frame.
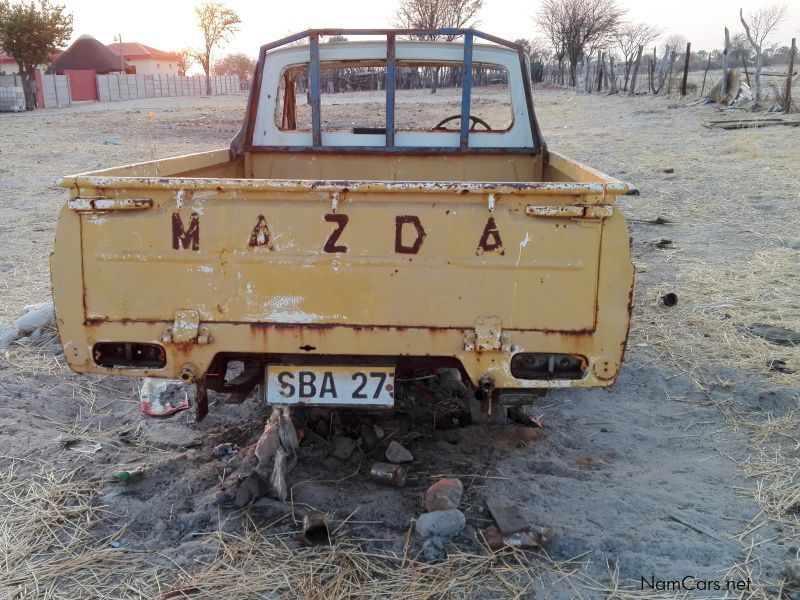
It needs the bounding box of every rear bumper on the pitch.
[55,319,631,390]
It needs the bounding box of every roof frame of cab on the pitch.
[235,28,546,156]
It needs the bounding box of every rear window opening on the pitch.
[275,60,513,134]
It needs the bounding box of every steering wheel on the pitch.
[433,114,493,131]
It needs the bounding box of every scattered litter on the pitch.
[271,407,299,501]
[767,359,796,375]
[740,324,800,347]
[302,511,331,546]
[14,301,55,335]
[508,409,544,428]
[702,118,800,130]
[70,441,103,454]
[0,323,18,348]
[482,525,556,550]
[704,68,753,106]
[113,470,144,483]
[661,293,679,307]
[139,379,191,417]
[660,168,674,174]
[631,216,673,226]
[415,508,466,538]
[103,138,121,145]
[110,541,123,548]
[368,462,408,487]
[425,478,463,512]
[485,499,529,535]
[385,440,414,463]
[212,443,239,459]
[253,406,299,502]
[117,428,141,445]
[655,239,674,249]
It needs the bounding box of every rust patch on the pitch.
[395,215,426,254]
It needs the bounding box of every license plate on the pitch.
[265,365,395,406]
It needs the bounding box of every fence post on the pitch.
[629,45,643,95]
[785,38,797,113]
[722,27,730,96]
[700,54,712,97]
[681,42,691,95]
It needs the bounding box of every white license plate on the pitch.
[265,365,395,406]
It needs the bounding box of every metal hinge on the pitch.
[463,316,511,352]
[161,309,212,345]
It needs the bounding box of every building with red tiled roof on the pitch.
[106,42,179,75]
[0,49,60,75]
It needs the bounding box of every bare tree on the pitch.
[394,0,483,39]
[662,33,687,56]
[515,37,549,82]
[193,1,241,95]
[394,0,484,92]
[536,0,568,83]
[740,3,789,102]
[614,21,661,90]
[536,0,624,87]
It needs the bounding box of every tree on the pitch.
[536,0,567,83]
[213,51,255,82]
[514,37,549,82]
[662,33,687,56]
[176,48,195,76]
[0,0,72,110]
[614,21,661,90]
[740,3,788,103]
[193,1,240,95]
[536,0,624,87]
[394,0,484,92]
[394,0,483,38]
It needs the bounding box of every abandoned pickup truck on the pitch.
[51,29,635,420]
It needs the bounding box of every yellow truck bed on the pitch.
[51,30,635,419]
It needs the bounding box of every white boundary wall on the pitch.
[96,74,241,101]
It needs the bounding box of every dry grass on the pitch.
[0,461,721,600]
[634,248,800,384]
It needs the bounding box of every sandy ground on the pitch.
[0,87,799,598]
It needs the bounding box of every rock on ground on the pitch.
[424,478,463,511]
[385,440,413,463]
[415,509,466,538]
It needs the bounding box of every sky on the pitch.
[62,0,800,66]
